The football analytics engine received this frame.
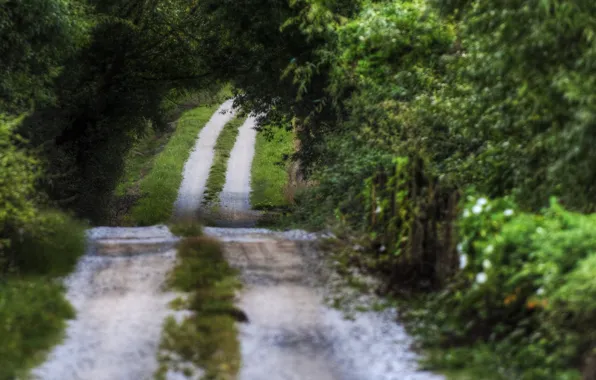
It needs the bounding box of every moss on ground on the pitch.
[168,220,203,237]
[156,235,242,380]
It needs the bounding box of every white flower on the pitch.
[482,259,492,269]
[484,244,494,254]
[379,245,386,253]
[375,206,382,214]
[536,287,545,296]
[477,198,488,206]
[476,272,488,284]
[359,35,365,41]
[459,254,468,269]
[457,243,464,253]
[536,227,545,235]
[463,209,471,218]
[504,209,514,216]
[472,204,483,214]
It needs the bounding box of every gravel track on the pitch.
[216,116,259,226]
[173,100,236,220]
[30,99,237,380]
[31,226,182,380]
[31,100,441,380]
[203,230,444,380]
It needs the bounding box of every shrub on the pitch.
[414,195,596,378]
[0,116,39,272]
[0,116,86,277]
[9,210,86,277]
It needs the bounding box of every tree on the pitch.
[0,0,88,114]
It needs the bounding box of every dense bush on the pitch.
[406,196,596,378]
[0,117,86,276]
[9,210,86,277]
[0,116,38,269]
[424,0,596,211]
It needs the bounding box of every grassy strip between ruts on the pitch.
[250,126,293,210]
[129,98,228,226]
[201,115,247,207]
[155,235,242,380]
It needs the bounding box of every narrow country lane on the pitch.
[30,101,236,380]
[174,99,236,220]
[31,100,442,380]
[203,229,444,380]
[205,112,444,379]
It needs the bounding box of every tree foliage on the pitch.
[12,0,222,222]
[0,0,88,113]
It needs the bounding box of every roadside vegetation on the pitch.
[126,89,232,226]
[110,88,228,226]
[0,278,75,380]
[250,126,294,212]
[156,235,242,380]
[1,0,225,374]
[1,116,86,378]
[202,115,247,207]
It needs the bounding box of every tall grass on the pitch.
[0,277,75,380]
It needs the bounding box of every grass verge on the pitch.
[250,126,294,227]
[129,100,229,226]
[0,210,86,379]
[156,235,243,380]
[201,115,247,207]
[0,277,75,380]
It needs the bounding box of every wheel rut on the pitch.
[205,230,444,380]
